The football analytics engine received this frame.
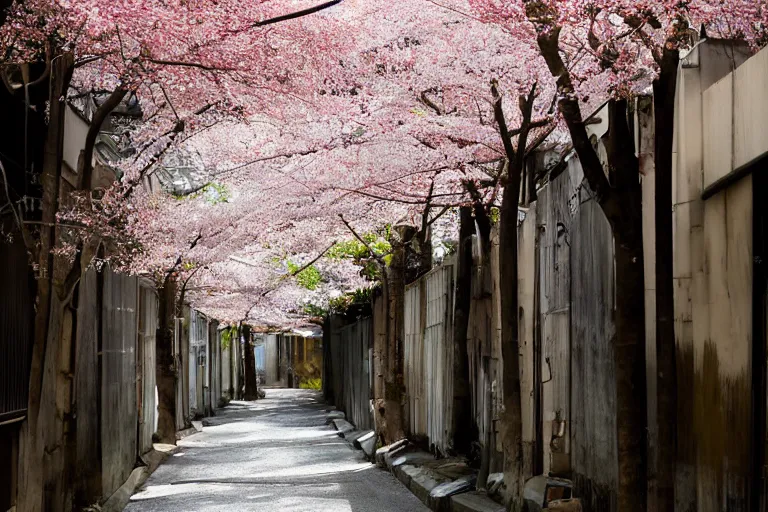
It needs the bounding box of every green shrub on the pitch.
[299,378,322,390]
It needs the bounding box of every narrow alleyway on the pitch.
[125,389,428,511]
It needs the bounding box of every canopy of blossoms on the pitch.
[2,0,764,328]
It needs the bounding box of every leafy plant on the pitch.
[286,261,323,290]
[327,231,391,280]
[220,325,237,350]
[299,378,322,390]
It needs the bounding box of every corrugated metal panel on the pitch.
[100,270,139,497]
[324,315,373,431]
[570,197,618,511]
[138,285,158,455]
[74,268,101,503]
[404,264,454,454]
[424,265,454,455]
[209,321,221,410]
[189,310,208,416]
[404,282,425,436]
[339,318,373,430]
[175,310,190,431]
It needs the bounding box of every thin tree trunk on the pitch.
[378,229,408,444]
[613,227,648,512]
[452,206,474,454]
[155,277,178,444]
[653,49,679,512]
[490,80,535,509]
[242,324,259,400]
[499,176,524,508]
[533,20,649,505]
[605,101,648,512]
[17,53,74,512]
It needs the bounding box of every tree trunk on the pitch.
[653,50,679,512]
[155,277,178,445]
[375,229,408,444]
[242,324,259,400]
[613,227,648,512]
[499,174,524,508]
[533,18,649,507]
[452,206,474,454]
[17,53,74,512]
[604,101,648,512]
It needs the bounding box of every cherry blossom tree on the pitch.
[465,0,766,509]
[0,1,353,509]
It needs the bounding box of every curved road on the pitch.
[125,388,428,512]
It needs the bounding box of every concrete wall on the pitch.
[672,41,765,512]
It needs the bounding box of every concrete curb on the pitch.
[323,411,504,512]
[331,418,355,437]
[176,421,202,440]
[103,444,179,512]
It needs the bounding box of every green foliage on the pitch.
[328,286,375,314]
[327,231,391,280]
[286,261,323,290]
[490,207,500,225]
[174,182,230,205]
[220,325,237,350]
[299,378,322,390]
[302,302,328,318]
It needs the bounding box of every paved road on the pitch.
[125,388,429,512]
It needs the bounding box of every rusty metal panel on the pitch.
[536,170,574,475]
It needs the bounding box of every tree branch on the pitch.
[81,86,129,190]
[490,80,517,166]
[251,0,343,28]
[282,240,338,281]
[163,232,202,288]
[525,2,614,207]
[144,58,237,72]
[338,214,387,265]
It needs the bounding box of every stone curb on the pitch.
[104,444,179,512]
[324,411,504,512]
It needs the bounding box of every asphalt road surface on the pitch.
[125,388,429,512]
